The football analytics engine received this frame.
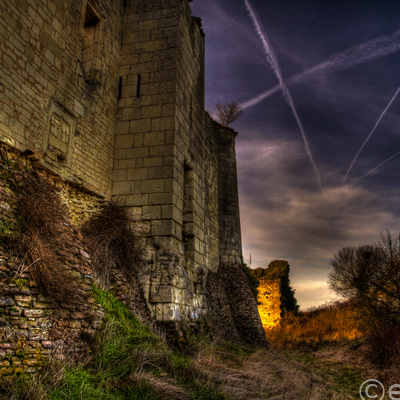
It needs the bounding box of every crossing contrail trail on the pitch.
[244,0,323,191]
[351,150,400,185]
[240,29,400,110]
[343,84,400,182]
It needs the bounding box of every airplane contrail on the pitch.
[244,0,323,191]
[240,29,400,110]
[351,150,400,185]
[343,84,400,182]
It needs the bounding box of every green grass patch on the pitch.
[91,286,165,378]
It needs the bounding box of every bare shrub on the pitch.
[329,231,400,329]
[81,202,146,288]
[364,325,400,367]
[215,101,243,125]
[14,173,81,307]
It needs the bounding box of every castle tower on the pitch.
[113,0,211,321]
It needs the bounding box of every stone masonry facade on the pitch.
[0,0,266,344]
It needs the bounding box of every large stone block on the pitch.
[152,219,177,236]
[141,105,162,119]
[153,236,183,254]
[143,205,161,220]
[144,131,164,146]
[118,158,136,169]
[112,181,135,195]
[152,116,174,131]
[130,118,151,134]
[126,147,150,158]
[115,134,134,149]
[148,165,174,179]
[112,169,127,182]
[127,167,148,180]
[162,205,182,223]
[149,192,174,205]
[150,285,173,303]
[126,194,149,206]
[149,144,175,157]
[142,179,164,193]
[143,157,164,167]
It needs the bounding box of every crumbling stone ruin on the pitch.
[0,0,267,373]
[257,279,282,329]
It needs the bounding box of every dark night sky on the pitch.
[190,0,400,309]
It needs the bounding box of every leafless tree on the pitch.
[328,231,400,328]
[214,101,243,125]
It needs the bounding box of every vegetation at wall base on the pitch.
[0,287,236,400]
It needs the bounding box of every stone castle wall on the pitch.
[0,0,267,345]
[0,0,122,197]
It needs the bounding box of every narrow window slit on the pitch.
[118,77,123,99]
[136,74,141,97]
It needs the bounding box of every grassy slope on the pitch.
[1,288,364,400]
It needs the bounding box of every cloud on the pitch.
[239,27,400,110]
[238,138,400,308]
[244,0,323,191]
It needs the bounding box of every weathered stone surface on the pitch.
[23,309,44,318]
[258,279,282,329]
[0,297,14,307]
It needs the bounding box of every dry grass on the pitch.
[81,202,146,288]
[264,300,400,389]
[266,301,362,350]
[12,172,81,307]
[0,352,71,400]
[128,373,191,400]
[181,347,351,400]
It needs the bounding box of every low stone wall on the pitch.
[0,228,104,376]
